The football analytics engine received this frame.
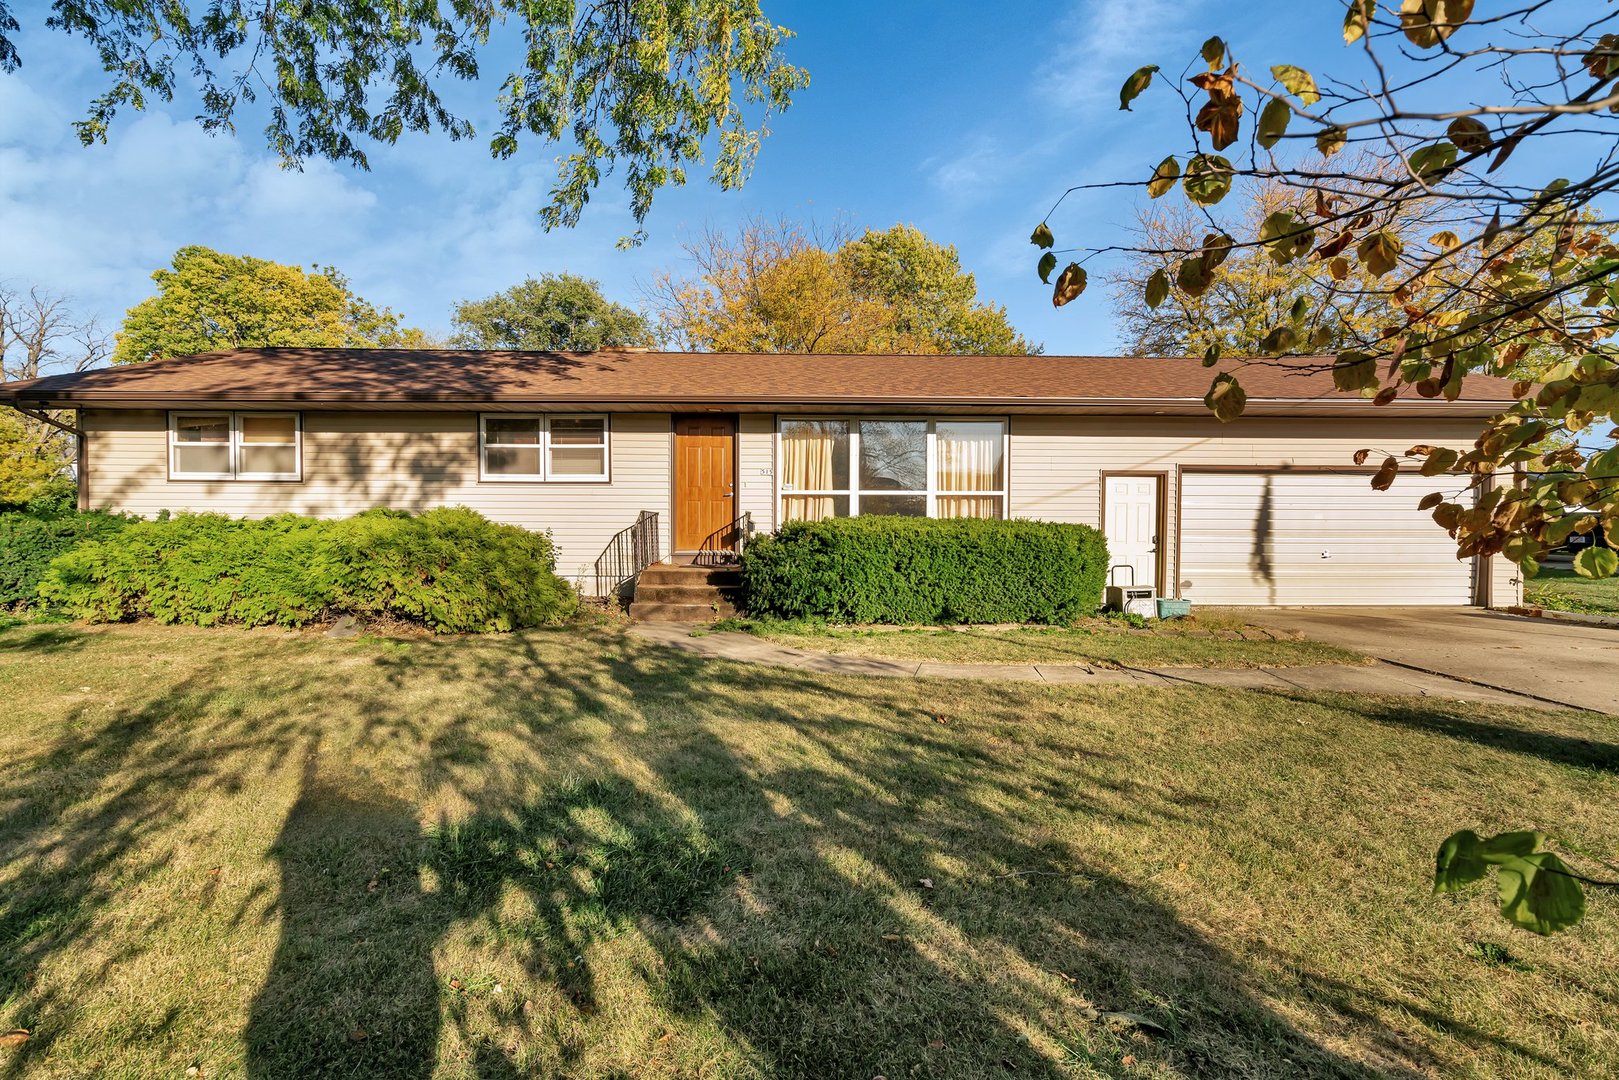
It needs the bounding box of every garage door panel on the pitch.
[1179,472,1474,606]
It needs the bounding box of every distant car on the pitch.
[1564,518,1608,553]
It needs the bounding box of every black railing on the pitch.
[593,510,660,598]
[692,510,754,567]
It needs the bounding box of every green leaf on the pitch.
[1037,251,1058,283]
[1434,830,1487,893]
[1030,222,1054,249]
[1147,155,1180,199]
[1496,852,1585,936]
[1259,211,1313,265]
[1332,351,1378,391]
[1290,294,1310,322]
[1204,372,1247,421]
[1052,262,1088,307]
[1259,326,1298,354]
[1182,154,1234,207]
[1574,546,1619,579]
[1257,98,1291,149]
[1119,65,1159,111]
[1201,36,1226,67]
[1145,268,1169,309]
[1419,446,1459,475]
[1177,258,1212,298]
[1409,141,1458,181]
[1271,65,1320,106]
[1202,343,1221,368]
[1479,831,1545,862]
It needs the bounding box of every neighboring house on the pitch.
[0,347,1522,607]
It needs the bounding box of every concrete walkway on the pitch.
[627,623,1553,709]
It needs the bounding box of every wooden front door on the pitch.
[674,415,737,552]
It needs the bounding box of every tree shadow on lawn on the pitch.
[1,625,1547,1077]
[1323,696,1618,773]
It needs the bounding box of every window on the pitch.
[777,417,1007,522]
[169,412,301,480]
[480,414,609,481]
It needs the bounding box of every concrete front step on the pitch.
[634,583,744,605]
[638,564,741,587]
[628,600,738,622]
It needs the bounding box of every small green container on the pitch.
[1157,598,1192,620]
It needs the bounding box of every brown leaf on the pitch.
[1406,444,1438,456]
[0,1031,29,1049]
[1313,229,1355,261]
[1419,492,1445,511]
[1415,378,1442,398]
[350,1029,369,1042]
[1371,456,1400,491]
[917,878,935,890]
[1353,448,1373,465]
[1373,386,1399,406]
[881,933,903,942]
[1447,117,1492,154]
[1195,95,1243,151]
[1328,256,1351,281]
[1052,263,1088,307]
[927,1039,946,1050]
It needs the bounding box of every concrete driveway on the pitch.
[1238,607,1619,714]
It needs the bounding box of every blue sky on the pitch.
[0,1,1544,354]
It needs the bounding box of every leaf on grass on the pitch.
[917,878,935,890]
[1119,65,1159,111]
[0,1031,29,1049]
[1102,1012,1169,1037]
[1496,852,1585,936]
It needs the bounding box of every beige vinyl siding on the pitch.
[82,409,673,591]
[737,413,776,533]
[1008,414,1498,605]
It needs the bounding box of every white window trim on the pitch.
[774,416,1008,521]
[479,413,610,483]
[168,411,302,482]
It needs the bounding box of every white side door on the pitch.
[1104,474,1160,591]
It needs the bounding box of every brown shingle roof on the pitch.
[0,347,1519,415]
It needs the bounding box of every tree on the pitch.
[114,247,424,364]
[1033,0,1619,934]
[450,275,651,352]
[650,217,1039,354]
[0,286,110,503]
[2,1,807,245]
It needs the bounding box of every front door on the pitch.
[674,415,737,552]
[1105,474,1161,591]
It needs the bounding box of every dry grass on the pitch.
[0,621,1616,1078]
[722,611,1370,668]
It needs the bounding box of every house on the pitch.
[0,347,1522,609]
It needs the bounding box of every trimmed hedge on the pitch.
[38,507,576,632]
[0,499,133,611]
[740,516,1108,624]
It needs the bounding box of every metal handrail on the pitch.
[692,510,754,566]
[593,510,660,597]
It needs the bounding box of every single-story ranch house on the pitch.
[0,347,1522,609]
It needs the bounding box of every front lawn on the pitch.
[1527,563,1619,617]
[2,622,1616,1078]
[717,612,1369,668]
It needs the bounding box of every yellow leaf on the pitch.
[1146,155,1180,199]
[1401,0,1474,49]
[1317,126,1348,158]
[1271,65,1320,107]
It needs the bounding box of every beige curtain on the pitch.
[937,496,1001,519]
[781,422,839,521]
[937,423,1002,492]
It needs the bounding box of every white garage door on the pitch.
[1178,472,1475,606]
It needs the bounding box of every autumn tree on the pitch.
[450,275,651,352]
[2,2,806,244]
[114,247,426,364]
[1034,0,1619,934]
[0,286,110,502]
[651,217,1038,354]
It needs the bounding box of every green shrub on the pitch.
[0,501,133,611]
[38,507,576,633]
[740,516,1108,625]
